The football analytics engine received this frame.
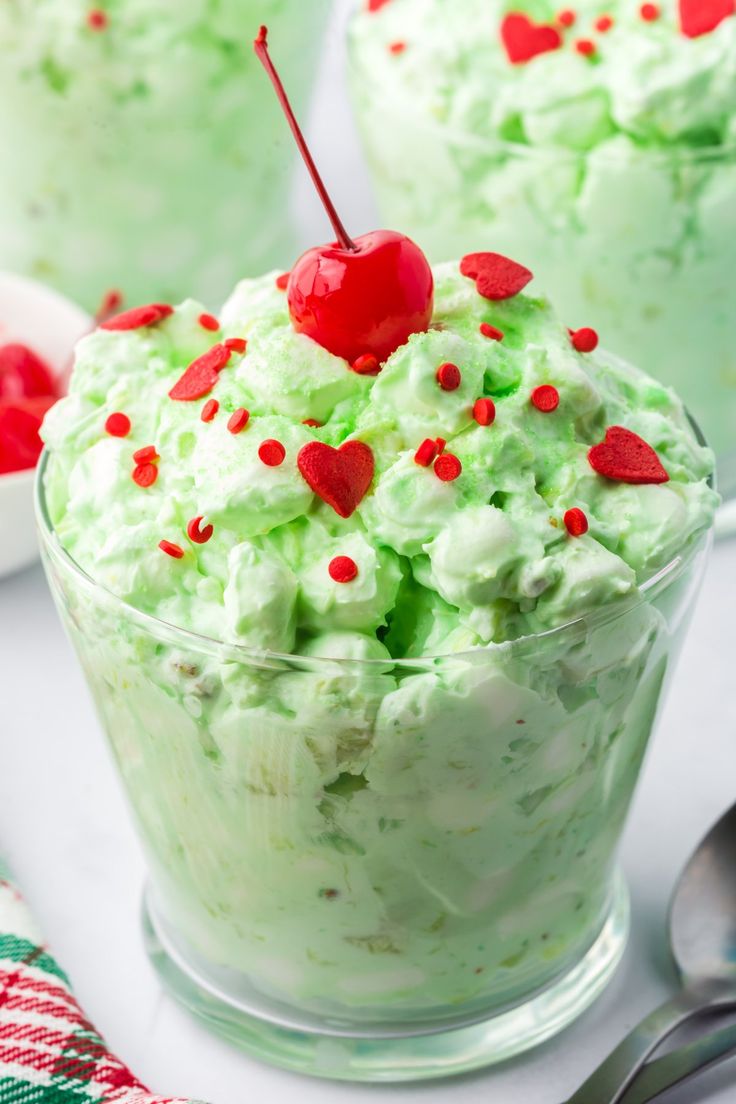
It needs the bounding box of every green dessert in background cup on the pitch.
[37,257,716,1080]
[349,0,736,525]
[0,0,330,312]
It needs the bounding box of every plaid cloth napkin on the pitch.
[0,859,190,1104]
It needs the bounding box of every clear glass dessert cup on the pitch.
[36,453,713,1080]
[349,74,736,534]
[0,0,330,313]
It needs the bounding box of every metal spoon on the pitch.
[563,802,736,1104]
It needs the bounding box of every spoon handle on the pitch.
[621,1017,736,1104]
[562,982,736,1104]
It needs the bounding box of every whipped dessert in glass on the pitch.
[349,0,736,508]
[0,0,329,311]
[37,26,716,1083]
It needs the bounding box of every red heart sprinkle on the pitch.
[588,426,669,485]
[564,507,589,537]
[105,412,131,438]
[329,555,359,583]
[187,516,214,545]
[679,0,734,36]
[500,12,563,65]
[169,344,232,401]
[297,440,375,518]
[460,252,533,301]
[101,303,173,331]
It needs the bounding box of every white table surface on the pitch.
[2,4,736,1101]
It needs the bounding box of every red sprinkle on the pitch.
[461,252,533,301]
[678,0,733,35]
[531,385,560,413]
[434,453,462,482]
[159,540,184,559]
[97,289,123,320]
[227,407,250,435]
[169,343,232,401]
[101,303,173,332]
[436,362,462,391]
[500,12,563,64]
[640,2,660,19]
[303,418,322,427]
[87,9,108,30]
[328,556,359,583]
[588,426,669,485]
[275,273,290,291]
[414,438,438,467]
[351,353,381,376]
[557,9,576,26]
[224,337,247,354]
[570,326,599,353]
[389,40,407,54]
[473,398,496,426]
[132,463,158,488]
[480,322,505,341]
[368,0,392,10]
[564,507,589,537]
[575,37,596,55]
[187,516,214,545]
[105,412,130,438]
[201,399,219,423]
[435,436,447,454]
[198,313,220,332]
[595,14,614,31]
[133,445,159,464]
[258,439,286,467]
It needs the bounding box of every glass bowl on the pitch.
[348,54,736,531]
[36,450,713,1081]
[0,0,331,313]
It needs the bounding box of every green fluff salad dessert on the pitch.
[349,0,736,468]
[40,29,716,1027]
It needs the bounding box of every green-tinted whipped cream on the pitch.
[43,261,716,656]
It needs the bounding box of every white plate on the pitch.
[0,272,91,579]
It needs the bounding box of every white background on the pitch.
[1,2,735,1101]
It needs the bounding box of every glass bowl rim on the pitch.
[34,436,714,670]
[346,31,736,166]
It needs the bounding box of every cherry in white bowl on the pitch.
[0,272,90,579]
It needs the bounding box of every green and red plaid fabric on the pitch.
[0,861,191,1104]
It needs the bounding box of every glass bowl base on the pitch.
[141,874,630,1082]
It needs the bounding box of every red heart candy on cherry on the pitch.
[288,230,434,365]
[460,252,534,301]
[0,395,56,474]
[500,12,563,65]
[297,440,375,518]
[588,426,669,485]
[0,343,58,401]
[679,0,734,37]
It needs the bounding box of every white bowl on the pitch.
[0,272,91,578]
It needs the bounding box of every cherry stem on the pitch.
[254,25,357,252]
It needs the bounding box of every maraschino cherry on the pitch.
[254,26,434,366]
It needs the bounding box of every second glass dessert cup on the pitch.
[350,84,736,532]
[37,459,713,1080]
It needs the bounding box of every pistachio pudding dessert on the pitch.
[350,0,736,507]
[0,0,329,311]
[38,27,716,1082]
